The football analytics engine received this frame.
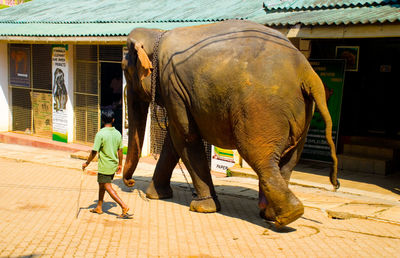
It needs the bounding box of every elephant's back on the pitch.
[161,20,304,81]
[161,20,307,102]
[162,20,296,56]
[159,20,312,148]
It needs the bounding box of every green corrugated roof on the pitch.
[257,4,400,26]
[0,0,266,37]
[0,22,214,37]
[260,0,400,26]
[263,0,397,10]
[0,0,398,38]
[0,0,263,23]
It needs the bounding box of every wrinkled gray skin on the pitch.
[122,20,339,228]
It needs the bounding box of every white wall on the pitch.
[0,43,10,132]
[141,109,151,156]
[66,44,74,143]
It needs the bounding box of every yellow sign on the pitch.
[31,92,52,137]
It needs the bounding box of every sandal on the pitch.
[90,208,103,214]
[118,208,133,219]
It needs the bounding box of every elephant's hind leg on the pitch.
[280,124,309,183]
[146,132,179,199]
[258,147,300,221]
[254,154,303,227]
[238,138,304,227]
[279,148,299,185]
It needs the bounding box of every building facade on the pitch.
[256,0,400,174]
[0,0,399,174]
[0,0,266,160]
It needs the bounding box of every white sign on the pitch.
[52,45,69,143]
[211,145,236,173]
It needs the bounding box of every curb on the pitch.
[229,164,400,203]
[0,132,92,153]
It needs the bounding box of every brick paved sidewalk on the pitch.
[0,142,399,225]
[0,157,400,257]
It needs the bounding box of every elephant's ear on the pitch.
[134,42,153,80]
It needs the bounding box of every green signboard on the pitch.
[301,59,345,162]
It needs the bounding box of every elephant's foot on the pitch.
[189,196,221,213]
[258,191,276,221]
[145,180,173,199]
[274,203,304,228]
[259,200,304,228]
[123,178,135,187]
[259,205,277,221]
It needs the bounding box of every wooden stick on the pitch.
[76,169,85,219]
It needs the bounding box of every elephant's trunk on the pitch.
[122,81,149,187]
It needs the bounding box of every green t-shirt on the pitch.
[93,127,123,175]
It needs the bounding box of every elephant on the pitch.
[53,68,68,111]
[121,19,339,228]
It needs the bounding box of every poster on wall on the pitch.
[52,45,69,143]
[9,45,31,87]
[301,59,345,162]
[122,47,129,154]
[336,46,359,72]
[211,146,235,173]
[31,92,52,137]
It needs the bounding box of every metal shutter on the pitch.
[11,87,31,132]
[10,44,52,137]
[32,45,52,137]
[9,44,31,133]
[75,45,99,144]
[32,45,52,91]
[99,45,122,62]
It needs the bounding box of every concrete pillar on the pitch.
[0,42,10,132]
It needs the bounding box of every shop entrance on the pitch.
[74,45,123,144]
[100,62,123,133]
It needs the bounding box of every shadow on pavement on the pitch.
[113,176,298,233]
[113,178,148,193]
[84,201,118,216]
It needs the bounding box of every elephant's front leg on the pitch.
[146,131,179,199]
[169,124,221,213]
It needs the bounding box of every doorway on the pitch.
[101,62,123,133]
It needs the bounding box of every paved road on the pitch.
[0,155,399,257]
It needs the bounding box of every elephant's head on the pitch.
[121,28,164,187]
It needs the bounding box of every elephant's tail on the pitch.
[303,67,340,191]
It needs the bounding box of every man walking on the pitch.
[82,109,132,219]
